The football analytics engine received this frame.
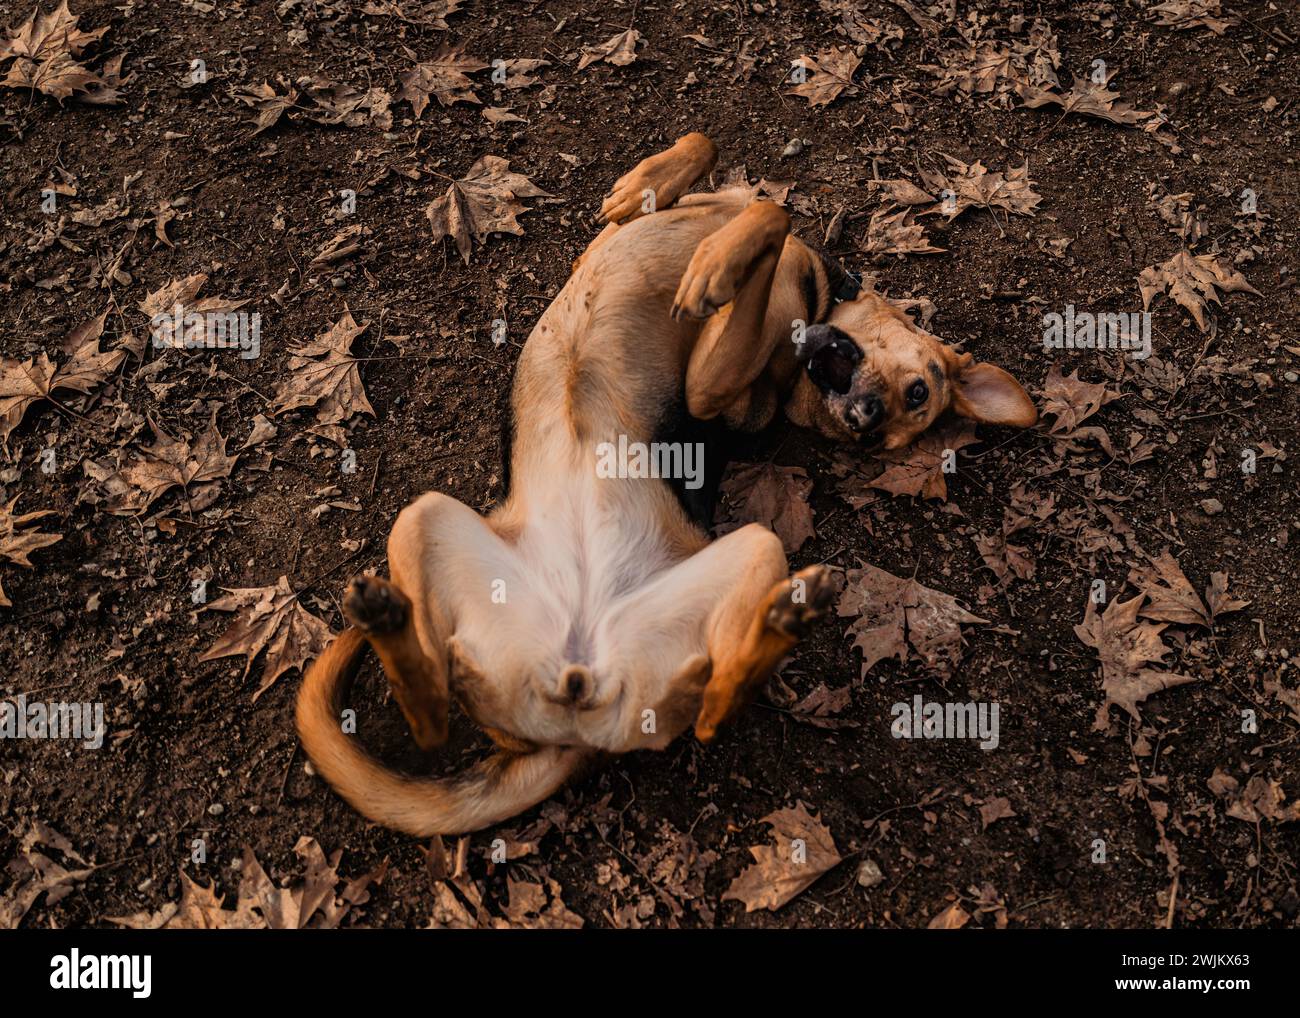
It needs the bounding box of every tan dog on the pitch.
[296,133,1037,835]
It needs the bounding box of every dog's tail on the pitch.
[295,628,588,836]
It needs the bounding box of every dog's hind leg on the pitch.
[693,560,835,743]
[343,492,519,751]
[598,131,719,226]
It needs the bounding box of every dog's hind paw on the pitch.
[343,574,410,635]
[766,565,835,639]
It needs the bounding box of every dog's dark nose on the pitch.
[847,394,884,433]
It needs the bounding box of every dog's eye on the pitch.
[906,379,929,408]
[808,340,860,395]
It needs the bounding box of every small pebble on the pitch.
[857,858,885,888]
[1200,498,1224,515]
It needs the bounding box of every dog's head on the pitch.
[790,292,1037,448]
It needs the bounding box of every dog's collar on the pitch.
[815,247,861,305]
[833,269,862,303]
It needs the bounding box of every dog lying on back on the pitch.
[296,133,1037,835]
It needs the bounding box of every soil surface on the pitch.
[1,0,1298,929]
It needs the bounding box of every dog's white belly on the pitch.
[454,469,707,751]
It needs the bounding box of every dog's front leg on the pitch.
[674,200,792,422]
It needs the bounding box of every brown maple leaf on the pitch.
[1149,0,1238,34]
[303,79,393,130]
[1016,73,1154,126]
[1074,594,1197,732]
[972,516,1036,586]
[361,0,466,29]
[787,46,861,106]
[718,461,815,553]
[230,80,300,135]
[99,413,238,516]
[722,802,842,913]
[199,574,333,699]
[860,207,945,259]
[869,178,937,208]
[109,870,266,929]
[0,318,125,443]
[1223,777,1300,825]
[577,29,642,71]
[271,309,374,425]
[928,902,972,929]
[495,876,585,929]
[0,1,109,103]
[1205,571,1250,621]
[838,564,987,677]
[238,838,388,929]
[918,156,1042,221]
[870,419,978,500]
[0,497,62,607]
[1137,250,1259,333]
[426,155,549,264]
[1039,365,1121,434]
[397,45,487,117]
[1128,550,1210,627]
[0,822,95,929]
[138,273,249,352]
[927,43,1017,96]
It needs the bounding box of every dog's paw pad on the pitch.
[343,574,409,635]
[766,565,835,638]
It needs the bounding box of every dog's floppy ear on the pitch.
[950,359,1038,428]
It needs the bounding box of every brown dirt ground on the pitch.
[1,0,1298,929]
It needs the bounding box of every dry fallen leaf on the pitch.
[426,154,549,264]
[787,46,861,106]
[860,207,945,259]
[361,0,466,30]
[718,461,816,553]
[138,273,249,352]
[1016,73,1154,126]
[979,796,1017,830]
[928,901,971,929]
[230,80,300,135]
[397,45,487,117]
[918,156,1042,221]
[109,870,266,929]
[304,79,393,129]
[722,802,842,912]
[838,564,987,677]
[577,29,642,71]
[0,1,110,103]
[1039,365,1122,434]
[110,838,385,929]
[271,309,374,425]
[1222,776,1300,825]
[0,497,63,607]
[0,821,94,928]
[1205,571,1250,621]
[1129,550,1210,627]
[495,876,584,929]
[100,413,238,516]
[0,318,125,443]
[199,575,334,699]
[1074,594,1198,732]
[870,419,977,500]
[1149,0,1238,34]
[1137,250,1260,333]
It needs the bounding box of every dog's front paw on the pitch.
[671,236,742,321]
[766,565,835,639]
[343,574,410,635]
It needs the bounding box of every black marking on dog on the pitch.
[651,397,734,530]
[498,402,515,498]
[927,360,944,387]
[800,263,821,326]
